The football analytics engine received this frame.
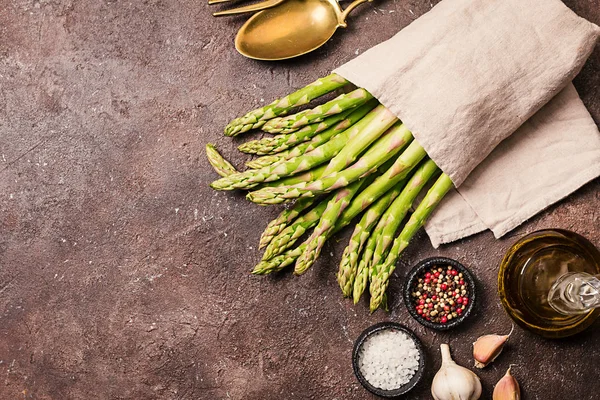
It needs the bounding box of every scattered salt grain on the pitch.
[358,329,420,390]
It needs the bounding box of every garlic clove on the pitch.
[432,343,482,400]
[493,367,521,400]
[472,326,513,368]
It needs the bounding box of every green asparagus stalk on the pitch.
[254,101,376,167]
[238,109,355,155]
[369,173,454,312]
[352,231,379,304]
[206,144,237,177]
[211,105,386,191]
[225,74,348,136]
[265,165,326,188]
[247,123,416,205]
[370,159,440,268]
[337,179,407,297]
[252,244,306,275]
[206,143,324,189]
[262,197,331,260]
[238,100,378,156]
[336,139,426,221]
[294,178,366,275]
[259,198,315,249]
[261,89,374,134]
[246,155,283,169]
[322,106,398,175]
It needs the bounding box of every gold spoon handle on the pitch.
[339,0,373,26]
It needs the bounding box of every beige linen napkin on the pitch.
[333,0,600,245]
[426,84,600,247]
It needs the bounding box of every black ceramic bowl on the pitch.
[403,257,476,330]
[352,322,425,398]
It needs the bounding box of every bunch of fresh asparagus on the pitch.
[207,74,454,312]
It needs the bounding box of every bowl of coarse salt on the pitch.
[352,322,425,398]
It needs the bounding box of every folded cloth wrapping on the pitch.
[425,84,600,247]
[333,0,600,246]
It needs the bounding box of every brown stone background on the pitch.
[0,0,599,399]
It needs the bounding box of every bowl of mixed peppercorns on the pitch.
[403,257,476,330]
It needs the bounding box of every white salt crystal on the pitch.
[357,329,420,391]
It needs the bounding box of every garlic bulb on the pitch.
[432,343,482,400]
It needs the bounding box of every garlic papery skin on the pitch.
[472,326,513,368]
[431,343,482,400]
[492,367,520,400]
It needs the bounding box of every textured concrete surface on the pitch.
[0,1,599,399]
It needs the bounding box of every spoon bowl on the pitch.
[235,0,371,60]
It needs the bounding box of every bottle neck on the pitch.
[548,272,600,315]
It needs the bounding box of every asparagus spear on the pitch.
[225,74,348,136]
[353,231,379,304]
[251,101,376,168]
[258,169,329,247]
[369,173,454,312]
[322,106,398,175]
[262,197,330,259]
[239,109,355,155]
[339,138,422,221]
[259,198,315,249]
[238,100,379,156]
[246,155,283,169]
[370,159,440,269]
[247,124,416,205]
[206,144,237,177]
[252,244,306,275]
[211,105,386,191]
[294,178,367,275]
[265,165,327,188]
[261,89,374,134]
[337,180,407,297]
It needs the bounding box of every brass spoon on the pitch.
[235,0,373,61]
